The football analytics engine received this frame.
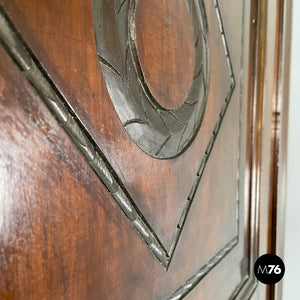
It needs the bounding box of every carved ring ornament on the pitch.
[93,0,210,159]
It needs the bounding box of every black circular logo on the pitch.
[254,254,285,284]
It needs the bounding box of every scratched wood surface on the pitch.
[0,0,290,299]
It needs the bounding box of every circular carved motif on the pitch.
[93,0,210,159]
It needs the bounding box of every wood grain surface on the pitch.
[0,0,235,250]
[0,0,290,299]
[135,0,195,109]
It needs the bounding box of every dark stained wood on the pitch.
[135,0,195,109]
[0,0,291,299]
[0,0,228,250]
[0,48,157,300]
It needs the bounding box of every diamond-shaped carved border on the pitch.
[0,0,237,297]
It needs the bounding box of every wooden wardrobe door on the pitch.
[0,0,291,299]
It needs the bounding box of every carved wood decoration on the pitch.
[0,0,235,267]
[93,0,210,159]
[0,0,242,297]
[1,0,289,298]
[0,1,240,297]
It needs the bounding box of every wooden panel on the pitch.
[0,44,241,300]
[0,0,236,249]
[0,0,291,299]
[0,0,247,298]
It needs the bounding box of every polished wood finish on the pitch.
[0,0,291,299]
[250,0,292,299]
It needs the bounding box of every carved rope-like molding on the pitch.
[0,5,168,267]
[167,0,236,262]
[0,0,237,297]
[168,237,238,300]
